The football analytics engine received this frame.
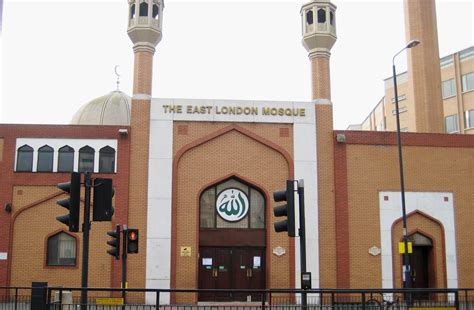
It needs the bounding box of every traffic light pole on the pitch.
[122,225,128,305]
[80,172,92,310]
[297,180,307,309]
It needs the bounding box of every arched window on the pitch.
[99,146,116,173]
[200,178,265,229]
[47,232,77,266]
[130,3,136,19]
[79,146,94,173]
[152,4,159,19]
[58,145,75,172]
[330,10,334,25]
[306,10,313,25]
[16,145,34,172]
[139,1,148,16]
[37,145,54,172]
[318,8,326,23]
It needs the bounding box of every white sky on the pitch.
[1,0,473,130]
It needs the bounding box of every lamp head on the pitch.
[406,39,420,49]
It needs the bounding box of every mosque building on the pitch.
[0,0,473,304]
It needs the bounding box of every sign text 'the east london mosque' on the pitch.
[162,105,306,117]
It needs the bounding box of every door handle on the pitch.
[247,268,252,278]
[212,268,218,278]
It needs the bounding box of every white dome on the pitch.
[70,90,131,125]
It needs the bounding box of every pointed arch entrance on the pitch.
[198,177,266,302]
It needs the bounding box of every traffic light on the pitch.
[273,180,295,237]
[56,172,81,232]
[126,228,139,254]
[107,224,121,259]
[93,178,114,221]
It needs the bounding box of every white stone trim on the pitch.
[14,138,118,173]
[379,192,458,289]
[146,105,173,304]
[145,98,320,301]
[133,94,152,100]
[294,102,319,289]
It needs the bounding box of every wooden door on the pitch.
[410,246,431,300]
[198,247,232,301]
[232,247,265,301]
[199,247,265,301]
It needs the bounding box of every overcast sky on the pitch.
[1,0,473,129]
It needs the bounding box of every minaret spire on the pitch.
[301,0,337,100]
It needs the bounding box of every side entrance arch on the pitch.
[198,177,266,301]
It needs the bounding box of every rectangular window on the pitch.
[391,94,407,104]
[392,106,408,115]
[465,110,474,129]
[462,72,474,92]
[445,115,459,133]
[442,79,456,98]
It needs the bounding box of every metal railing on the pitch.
[0,287,472,310]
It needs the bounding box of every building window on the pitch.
[200,178,265,229]
[330,10,334,25]
[306,10,313,25]
[152,4,159,19]
[79,146,95,172]
[442,79,456,98]
[99,146,115,173]
[37,145,54,172]
[58,146,75,172]
[317,8,326,23]
[445,115,459,133]
[392,106,408,115]
[391,94,407,103]
[130,3,135,19]
[47,232,77,266]
[16,145,34,172]
[139,1,148,16]
[465,110,474,129]
[462,72,474,92]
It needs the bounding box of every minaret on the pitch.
[301,0,339,288]
[301,0,337,100]
[126,0,164,288]
[404,0,444,133]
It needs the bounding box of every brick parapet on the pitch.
[333,130,474,147]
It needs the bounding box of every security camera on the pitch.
[118,129,128,136]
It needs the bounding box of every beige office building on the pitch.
[355,46,474,134]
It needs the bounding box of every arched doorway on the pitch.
[198,177,266,302]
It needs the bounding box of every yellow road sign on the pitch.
[96,297,124,305]
[398,241,413,254]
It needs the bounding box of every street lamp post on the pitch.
[392,39,420,289]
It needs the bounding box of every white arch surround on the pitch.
[146,98,318,304]
[379,192,458,289]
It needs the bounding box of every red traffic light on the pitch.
[126,228,139,254]
[129,230,137,241]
